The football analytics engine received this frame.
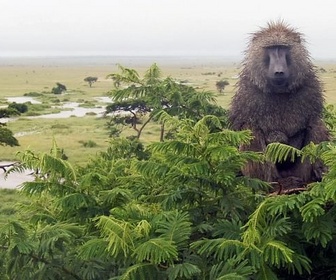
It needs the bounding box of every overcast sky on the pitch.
[0,0,335,59]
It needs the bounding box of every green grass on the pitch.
[0,116,110,165]
[0,64,114,98]
[0,189,31,223]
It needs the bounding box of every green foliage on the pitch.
[167,263,202,280]
[2,105,336,279]
[24,91,43,97]
[8,102,28,114]
[323,104,336,136]
[84,76,98,87]
[0,103,30,146]
[198,141,336,279]
[0,189,30,223]
[216,79,230,93]
[24,102,58,116]
[0,108,20,118]
[79,140,98,148]
[105,63,227,141]
[0,124,19,146]
[0,115,263,279]
[51,82,67,94]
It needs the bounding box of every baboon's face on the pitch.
[264,45,290,90]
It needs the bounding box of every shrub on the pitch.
[8,102,28,114]
[79,140,98,147]
[24,92,42,97]
[51,83,67,94]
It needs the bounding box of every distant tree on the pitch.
[84,76,98,87]
[0,107,20,146]
[0,108,20,118]
[106,99,151,139]
[0,123,19,146]
[8,102,28,114]
[216,80,229,94]
[51,83,67,94]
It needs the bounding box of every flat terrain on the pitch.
[0,56,335,167]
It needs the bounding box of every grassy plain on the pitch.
[0,188,30,223]
[0,57,336,166]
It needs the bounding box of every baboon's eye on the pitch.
[285,53,291,65]
[278,46,291,63]
[264,54,270,65]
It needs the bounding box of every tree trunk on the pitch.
[160,123,165,142]
[137,115,154,139]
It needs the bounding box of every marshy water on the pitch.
[28,102,106,119]
[7,97,41,104]
[0,162,34,189]
[1,96,113,188]
[3,96,113,122]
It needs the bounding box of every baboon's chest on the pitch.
[255,100,309,138]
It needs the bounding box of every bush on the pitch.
[84,76,98,87]
[24,92,42,97]
[51,83,67,94]
[25,103,56,115]
[8,102,28,114]
[215,80,230,93]
[51,124,70,129]
[0,108,20,118]
[79,140,98,147]
[85,112,97,116]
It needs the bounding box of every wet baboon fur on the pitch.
[229,21,329,183]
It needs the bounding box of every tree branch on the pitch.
[0,245,83,280]
[0,162,19,172]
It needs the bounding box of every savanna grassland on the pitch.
[0,56,238,165]
[0,57,336,166]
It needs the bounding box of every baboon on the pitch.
[229,21,329,185]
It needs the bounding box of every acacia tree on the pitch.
[215,79,229,94]
[106,99,152,139]
[84,76,98,87]
[105,64,226,141]
[105,64,161,140]
[52,82,67,94]
[0,108,20,146]
[0,124,19,146]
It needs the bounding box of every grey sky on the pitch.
[1,0,336,59]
